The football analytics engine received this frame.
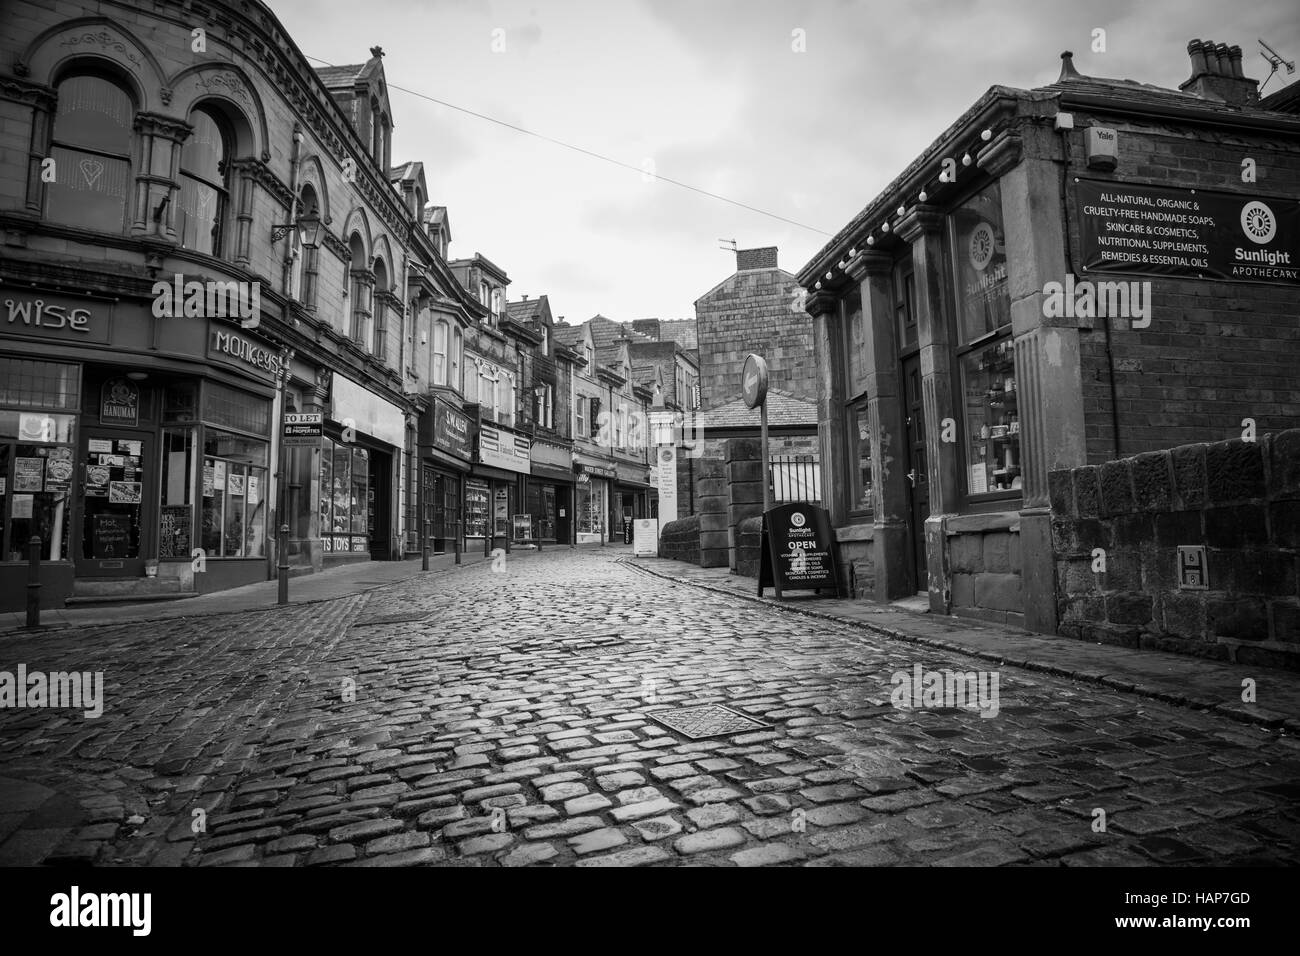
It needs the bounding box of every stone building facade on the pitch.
[797,42,1300,659]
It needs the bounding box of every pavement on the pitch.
[0,546,1297,868]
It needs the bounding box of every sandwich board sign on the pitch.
[757,503,842,600]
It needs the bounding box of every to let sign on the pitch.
[758,503,842,600]
[283,412,323,447]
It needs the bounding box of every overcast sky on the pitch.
[268,0,1300,324]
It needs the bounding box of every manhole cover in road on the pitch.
[646,705,771,740]
[352,613,428,627]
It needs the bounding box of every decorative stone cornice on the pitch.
[896,204,945,243]
[845,250,893,282]
[320,230,349,261]
[0,75,54,109]
[231,158,294,211]
[803,290,839,318]
[134,111,192,141]
[977,129,1023,178]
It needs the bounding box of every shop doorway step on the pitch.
[65,577,196,607]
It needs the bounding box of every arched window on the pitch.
[296,184,320,309]
[372,259,389,361]
[46,73,134,232]
[348,234,370,342]
[432,320,448,385]
[179,106,232,255]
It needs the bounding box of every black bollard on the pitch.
[26,535,41,628]
[422,518,430,571]
[277,523,289,605]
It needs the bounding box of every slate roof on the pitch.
[507,299,544,322]
[552,323,586,348]
[1261,78,1300,114]
[697,388,818,429]
[587,315,652,349]
[315,63,371,88]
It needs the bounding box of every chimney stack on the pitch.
[1179,37,1259,106]
[736,247,779,272]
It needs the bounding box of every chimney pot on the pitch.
[1214,43,1232,75]
[1228,45,1245,78]
[1187,39,1209,76]
[1058,50,1083,81]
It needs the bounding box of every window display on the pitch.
[962,341,1021,494]
[851,405,873,512]
[949,180,1010,344]
[577,480,605,536]
[201,429,268,558]
[464,480,489,537]
[159,427,195,559]
[319,438,369,553]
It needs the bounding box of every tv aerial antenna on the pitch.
[718,238,737,252]
[1258,39,1295,93]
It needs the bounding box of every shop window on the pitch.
[844,291,867,399]
[464,480,489,537]
[1,426,77,562]
[0,359,80,411]
[373,261,389,361]
[318,438,369,554]
[201,429,268,558]
[159,427,196,560]
[575,395,586,438]
[45,74,133,234]
[179,106,232,257]
[849,404,873,514]
[203,381,270,436]
[948,179,1018,498]
[494,486,510,537]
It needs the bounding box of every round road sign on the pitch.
[741,353,769,409]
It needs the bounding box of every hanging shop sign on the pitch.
[100,378,140,427]
[1077,180,1300,285]
[758,503,842,600]
[283,412,323,447]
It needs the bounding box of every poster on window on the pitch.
[13,494,34,519]
[228,473,245,496]
[214,461,226,490]
[87,438,113,454]
[45,453,74,494]
[248,474,259,506]
[109,480,142,504]
[202,463,214,497]
[13,457,44,492]
[19,414,57,442]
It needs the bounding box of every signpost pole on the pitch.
[760,399,772,517]
[26,535,41,628]
[275,347,293,606]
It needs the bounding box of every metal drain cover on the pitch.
[352,613,427,627]
[646,705,771,740]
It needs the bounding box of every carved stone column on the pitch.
[845,250,914,599]
[132,113,190,241]
[7,79,57,216]
[804,289,848,527]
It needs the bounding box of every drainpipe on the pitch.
[1058,117,1120,459]
[282,125,303,297]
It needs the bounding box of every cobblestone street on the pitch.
[2,549,1298,868]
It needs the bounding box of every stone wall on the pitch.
[736,516,763,577]
[658,514,701,564]
[696,458,729,568]
[1049,429,1300,670]
[945,515,1025,629]
[726,439,765,570]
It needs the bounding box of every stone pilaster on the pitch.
[132,113,191,241]
[846,250,913,599]
[997,138,1087,634]
[899,205,955,611]
[804,289,848,526]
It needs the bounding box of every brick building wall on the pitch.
[695,248,815,411]
[1065,118,1300,463]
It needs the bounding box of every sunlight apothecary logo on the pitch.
[1,665,103,718]
[151,274,261,329]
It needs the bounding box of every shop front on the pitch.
[614,462,652,544]
[416,396,472,555]
[574,457,615,544]
[321,372,404,563]
[0,290,279,608]
[471,421,530,553]
[526,438,574,546]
